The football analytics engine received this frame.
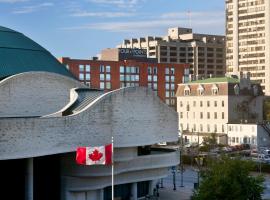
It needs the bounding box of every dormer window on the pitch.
[184,85,190,96]
[234,84,240,95]
[197,84,204,96]
[211,84,219,95]
[253,85,258,96]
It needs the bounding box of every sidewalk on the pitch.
[159,186,193,200]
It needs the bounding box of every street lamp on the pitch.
[171,166,176,191]
[179,129,184,187]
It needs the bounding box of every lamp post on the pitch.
[179,129,184,187]
[172,166,176,191]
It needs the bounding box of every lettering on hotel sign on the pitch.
[119,48,147,60]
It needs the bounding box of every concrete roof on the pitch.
[0,87,178,160]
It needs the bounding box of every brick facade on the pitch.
[59,57,189,107]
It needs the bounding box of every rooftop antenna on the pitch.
[187,10,191,28]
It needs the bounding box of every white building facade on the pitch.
[176,74,265,146]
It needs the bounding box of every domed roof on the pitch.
[0,26,73,79]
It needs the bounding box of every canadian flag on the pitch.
[76,144,112,165]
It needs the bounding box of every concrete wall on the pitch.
[0,72,84,117]
[0,87,178,160]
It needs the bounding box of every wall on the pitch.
[0,72,84,117]
[0,87,178,160]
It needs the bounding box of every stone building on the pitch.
[176,72,268,146]
[0,26,179,200]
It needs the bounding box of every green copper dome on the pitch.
[0,26,73,79]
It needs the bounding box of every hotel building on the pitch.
[117,27,226,79]
[59,51,190,108]
[226,0,270,94]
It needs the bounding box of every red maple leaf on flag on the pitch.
[89,149,103,162]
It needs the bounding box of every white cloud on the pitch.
[62,17,224,34]
[12,2,54,14]
[0,0,28,3]
[62,9,225,35]
[160,11,224,20]
[71,11,134,18]
[87,0,144,8]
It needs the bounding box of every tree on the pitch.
[200,133,218,152]
[191,156,265,200]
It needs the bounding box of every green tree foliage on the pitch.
[191,157,264,200]
[200,133,217,152]
[263,99,270,121]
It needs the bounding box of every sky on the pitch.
[0,0,225,59]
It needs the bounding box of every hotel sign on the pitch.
[118,48,147,60]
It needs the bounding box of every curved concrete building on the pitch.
[0,26,179,200]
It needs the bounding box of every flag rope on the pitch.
[112,136,114,200]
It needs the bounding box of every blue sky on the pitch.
[0,0,225,59]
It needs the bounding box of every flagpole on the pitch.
[112,136,114,200]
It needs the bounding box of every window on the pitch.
[85,74,90,80]
[79,64,84,72]
[120,66,125,73]
[100,82,105,89]
[207,101,210,107]
[106,65,111,73]
[222,101,224,107]
[180,112,183,118]
[200,124,203,132]
[153,83,157,90]
[106,74,111,81]
[148,67,152,74]
[85,65,90,72]
[148,75,152,81]
[100,74,104,81]
[165,76,170,82]
[214,101,217,107]
[200,112,203,119]
[120,75,124,81]
[100,65,105,73]
[165,68,170,75]
[180,101,183,107]
[193,124,196,132]
[193,101,196,107]
[234,84,240,95]
[171,76,175,82]
[79,73,84,80]
[184,86,190,96]
[207,112,210,119]
[171,84,175,90]
[171,68,175,75]
[197,85,204,96]
[214,124,217,132]
[106,82,111,89]
[200,101,203,107]
[166,91,170,97]
[222,125,224,132]
[212,84,219,95]
[153,67,158,75]
[153,75,157,82]
[207,124,210,132]
[222,112,224,119]
[214,112,217,119]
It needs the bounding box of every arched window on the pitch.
[211,84,219,95]
[234,84,240,95]
[197,84,204,96]
[184,85,190,96]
